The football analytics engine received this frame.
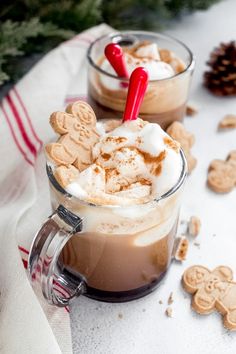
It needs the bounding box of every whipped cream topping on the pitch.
[65,118,182,205]
[100,43,175,90]
[135,43,161,61]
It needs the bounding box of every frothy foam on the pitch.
[65,118,182,205]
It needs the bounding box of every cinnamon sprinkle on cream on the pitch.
[105,167,120,182]
[140,150,167,164]
[135,136,143,145]
[105,136,127,144]
[101,153,111,160]
[151,163,162,176]
[139,178,152,186]
[94,166,100,174]
[163,136,180,153]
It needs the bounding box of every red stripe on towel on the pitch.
[13,88,43,150]
[22,259,28,269]
[0,103,34,165]
[6,94,37,157]
[18,245,29,255]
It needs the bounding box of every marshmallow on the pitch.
[66,164,105,199]
[135,43,161,61]
[100,43,175,90]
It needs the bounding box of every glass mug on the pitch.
[87,31,195,130]
[28,145,187,307]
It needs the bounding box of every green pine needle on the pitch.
[0,0,221,86]
[0,17,74,85]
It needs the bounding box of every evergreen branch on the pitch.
[0,0,221,87]
[0,17,74,85]
[0,71,9,86]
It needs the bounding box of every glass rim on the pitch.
[87,30,195,83]
[46,148,187,209]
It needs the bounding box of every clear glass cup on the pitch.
[87,31,194,130]
[28,145,187,307]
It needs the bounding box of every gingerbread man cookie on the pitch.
[45,101,100,171]
[182,265,236,330]
[207,150,236,193]
[54,165,79,188]
[166,121,197,173]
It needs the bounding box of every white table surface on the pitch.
[70,1,236,353]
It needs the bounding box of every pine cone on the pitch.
[204,41,236,96]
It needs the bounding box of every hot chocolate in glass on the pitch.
[87,31,194,130]
[28,69,187,306]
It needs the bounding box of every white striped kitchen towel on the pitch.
[0,23,112,354]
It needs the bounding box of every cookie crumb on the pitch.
[159,300,163,305]
[188,216,201,237]
[168,292,174,305]
[118,313,123,319]
[186,104,198,117]
[165,307,173,317]
[194,242,201,248]
[174,236,189,261]
[167,121,197,173]
[218,114,236,130]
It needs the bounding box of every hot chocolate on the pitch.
[87,31,194,129]
[45,100,187,301]
[60,221,178,297]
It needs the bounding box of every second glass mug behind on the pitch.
[28,147,187,306]
[87,31,194,130]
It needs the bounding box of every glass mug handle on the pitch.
[28,205,85,307]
